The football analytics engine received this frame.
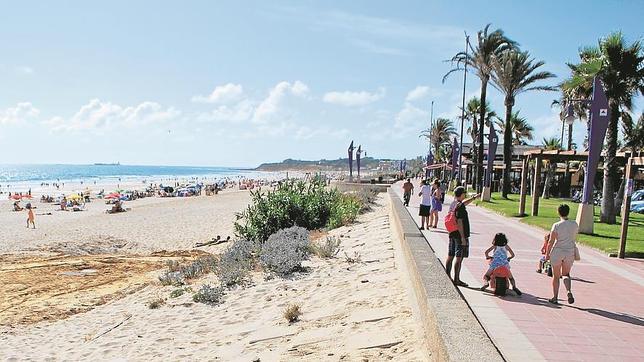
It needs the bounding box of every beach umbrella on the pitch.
[68,194,82,200]
[105,193,121,199]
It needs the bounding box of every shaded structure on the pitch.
[619,155,644,258]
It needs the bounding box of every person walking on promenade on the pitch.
[546,204,579,304]
[418,180,432,230]
[446,186,480,287]
[429,179,442,228]
[402,178,414,207]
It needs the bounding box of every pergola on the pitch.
[619,155,644,258]
[516,149,643,258]
[518,149,631,217]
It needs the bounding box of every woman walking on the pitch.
[429,179,442,228]
[546,204,579,304]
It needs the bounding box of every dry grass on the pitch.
[283,303,302,323]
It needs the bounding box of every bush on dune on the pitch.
[259,226,310,276]
[234,179,377,243]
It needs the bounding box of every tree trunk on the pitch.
[600,102,619,224]
[562,123,573,198]
[477,78,488,193]
[543,162,555,199]
[502,98,513,198]
[471,116,479,190]
[614,177,625,217]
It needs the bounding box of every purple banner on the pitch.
[451,137,459,178]
[348,141,354,179]
[485,123,498,187]
[356,145,361,178]
[425,151,434,178]
[582,77,611,204]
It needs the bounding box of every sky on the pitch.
[1,0,642,167]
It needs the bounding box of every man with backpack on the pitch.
[445,186,480,287]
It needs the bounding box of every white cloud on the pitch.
[0,102,40,124]
[191,83,244,104]
[252,80,310,124]
[323,87,385,107]
[294,126,350,140]
[197,99,254,124]
[16,66,34,75]
[45,99,179,131]
[393,102,428,137]
[350,39,409,56]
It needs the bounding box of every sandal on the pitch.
[513,287,522,296]
[567,292,575,304]
[454,281,469,287]
[480,284,489,291]
[548,297,559,305]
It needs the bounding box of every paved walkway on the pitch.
[394,181,644,361]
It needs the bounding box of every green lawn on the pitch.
[476,192,644,257]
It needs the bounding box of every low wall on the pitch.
[388,189,503,361]
[333,182,390,193]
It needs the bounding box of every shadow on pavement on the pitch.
[564,305,644,327]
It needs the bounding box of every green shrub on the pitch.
[234,179,367,242]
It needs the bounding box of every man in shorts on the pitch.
[402,178,414,207]
[445,186,479,287]
[418,180,432,230]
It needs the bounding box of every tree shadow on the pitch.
[564,305,644,327]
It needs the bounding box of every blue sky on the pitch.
[1,0,642,167]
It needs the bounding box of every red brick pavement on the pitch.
[393,181,644,361]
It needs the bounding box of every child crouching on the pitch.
[481,233,521,295]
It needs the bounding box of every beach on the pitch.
[0,189,429,360]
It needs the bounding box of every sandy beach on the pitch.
[0,191,429,360]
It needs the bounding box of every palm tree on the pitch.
[491,49,557,198]
[462,97,496,184]
[563,32,644,224]
[626,113,644,152]
[541,137,562,199]
[494,111,534,145]
[444,24,516,191]
[420,118,457,161]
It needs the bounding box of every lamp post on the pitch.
[566,77,611,234]
[347,141,355,182]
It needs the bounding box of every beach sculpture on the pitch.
[482,123,498,201]
[451,137,460,180]
[348,141,355,182]
[356,145,362,180]
[576,76,611,234]
[425,151,433,179]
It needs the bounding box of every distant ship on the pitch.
[94,162,120,166]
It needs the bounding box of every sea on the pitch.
[0,164,286,193]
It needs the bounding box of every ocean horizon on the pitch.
[0,163,270,185]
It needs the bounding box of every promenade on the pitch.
[394,181,644,361]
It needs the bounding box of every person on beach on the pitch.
[418,180,432,230]
[402,178,414,206]
[26,204,35,229]
[480,233,522,295]
[445,186,480,287]
[546,204,578,305]
[429,179,442,228]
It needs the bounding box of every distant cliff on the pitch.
[255,157,390,172]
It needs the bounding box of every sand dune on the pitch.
[0,194,429,360]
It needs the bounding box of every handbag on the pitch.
[444,203,460,233]
[574,245,581,261]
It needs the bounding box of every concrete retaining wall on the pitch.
[388,188,503,361]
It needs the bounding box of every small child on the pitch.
[536,233,549,273]
[26,203,35,229]
[481,233,521,295]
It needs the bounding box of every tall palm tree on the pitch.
[563,32,644,224]
[420,118,457,162]
[491,49,557,198]
[541,137,562,199]
[444,24,516,191]
[462,97,496,183]
[494,111,534,145]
